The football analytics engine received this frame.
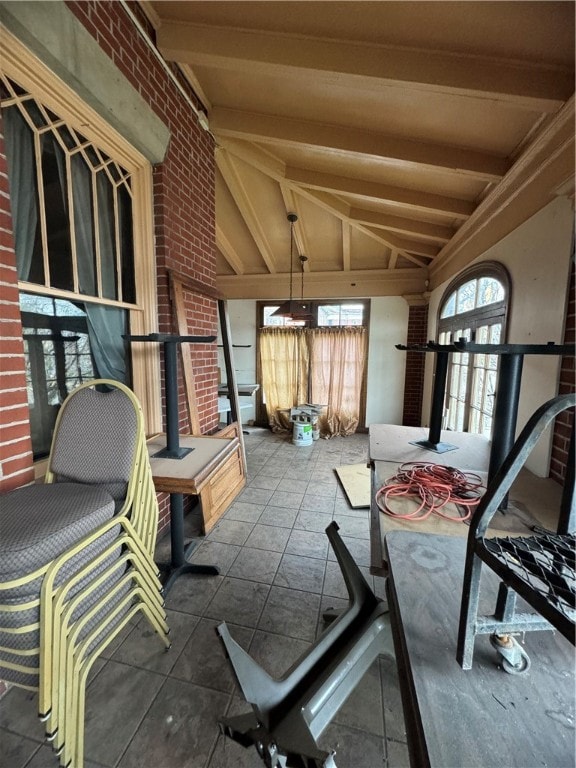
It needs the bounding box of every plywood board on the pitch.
[335,463,371,508]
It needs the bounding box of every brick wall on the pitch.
[0,125,35,492]
[402,304,428,426]
[550,259,575,484]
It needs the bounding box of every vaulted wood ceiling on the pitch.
[143,1,575,300]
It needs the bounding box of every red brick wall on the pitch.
[402,304,428,426]
[0,1,219,525]
[550,259,575,484]
[0,126,34,492]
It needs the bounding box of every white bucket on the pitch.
[293,421,313,446]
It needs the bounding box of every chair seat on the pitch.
[0,482,118,687]
[0,483,115,591]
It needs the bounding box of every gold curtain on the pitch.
[259,325,367,437]
[260,327,309,431]
[309,326,367,437]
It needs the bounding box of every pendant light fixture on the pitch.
[271,213,313,320]
[288,254,314,320]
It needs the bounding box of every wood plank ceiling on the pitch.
[143,1,575,299]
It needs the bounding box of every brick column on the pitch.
[401,296,429,427]
[550,259,575,483]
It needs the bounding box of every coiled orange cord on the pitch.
[375,462,484,523]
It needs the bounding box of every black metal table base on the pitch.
[410,439,457,454]
[158,492,219,594]
[159,558,219,595]
[123,335,222,595]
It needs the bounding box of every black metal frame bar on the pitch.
[456,393,576,670]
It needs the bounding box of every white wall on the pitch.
[222,297,409,428]
[364,297,409,427]
[423,197,574,476]
[217,300,258,423]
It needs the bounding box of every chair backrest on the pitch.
[45,379,160,552]
[46,381,139,504]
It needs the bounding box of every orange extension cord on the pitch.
[375,462,485,523]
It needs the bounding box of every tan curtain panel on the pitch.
[259,327,309,432]
[309,327,367,437]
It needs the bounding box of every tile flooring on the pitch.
[0,428,408,768]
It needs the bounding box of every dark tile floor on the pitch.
[0,428,408,768]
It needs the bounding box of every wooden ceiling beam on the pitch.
[342,221,351,272]
[354,223,430,267]
[217,266,428,300]
[219,140,425,267]
[285,166,474,219]
[215,224,244,275]
[349,208,454,243]
[430,96,576,286]
[215,148,277,274]
[211,107,508,182]
[179,63,212,111]
[295,189,425,266]
[158,21,572,112]
[362,226,440,259]
[279,185,309,267]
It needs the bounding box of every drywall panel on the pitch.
[423,197,574,476]
[365,297,408,427]
[217,300,258,424]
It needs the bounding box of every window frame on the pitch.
[437,262,511,436]
[258,299,370,329]
[255,300,370,427]
[3,33,161,467]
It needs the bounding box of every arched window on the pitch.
[438,263,510,436]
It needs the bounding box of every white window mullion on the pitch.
[64,150,79,294]
[113,182,123,302]
[33,130,50,288]
[92,172,103,298]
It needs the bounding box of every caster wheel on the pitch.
[501,653,531,675]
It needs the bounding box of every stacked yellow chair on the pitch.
[0,380,170,768]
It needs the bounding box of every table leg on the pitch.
[157,492,219,594]
[488,353,523,510]
[412,350,457,453]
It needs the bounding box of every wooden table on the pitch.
[148,432,245,591]
[385,531,575,768]
[369,424,565,575]
[369,424,491,575]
